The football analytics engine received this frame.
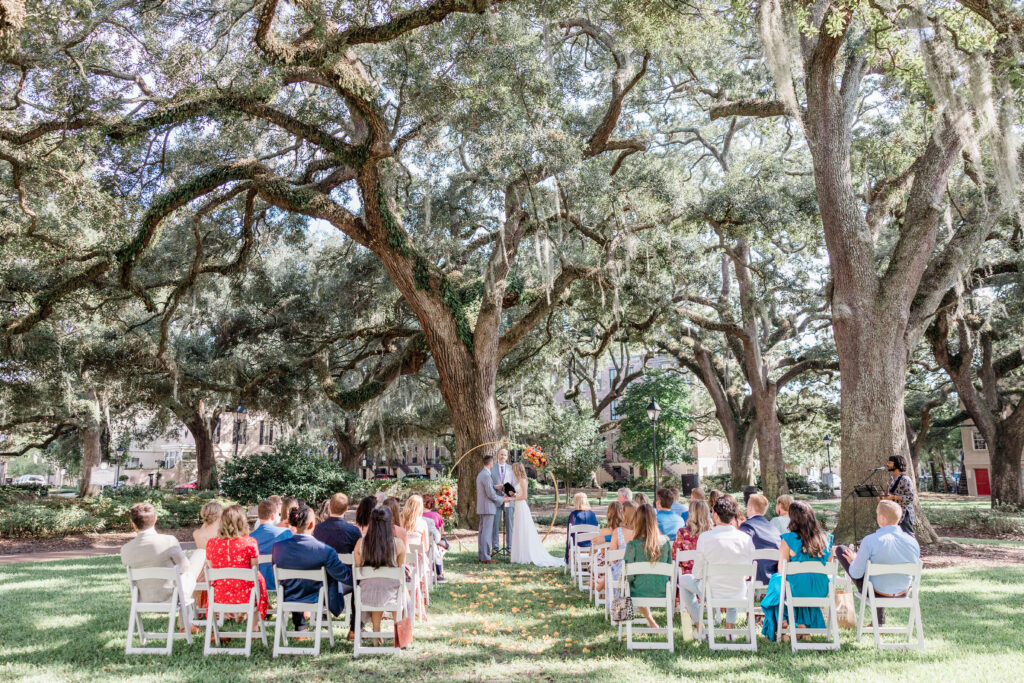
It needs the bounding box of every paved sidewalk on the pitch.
[0,541,197,565]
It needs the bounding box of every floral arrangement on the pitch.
[435,485,456,520]
[523,444,548,469]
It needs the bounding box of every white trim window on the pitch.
[972,429,987,451]
[163,451,179,469]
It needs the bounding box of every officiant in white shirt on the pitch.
[490,448,516,555]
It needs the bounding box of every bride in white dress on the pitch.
[509,463,564,567]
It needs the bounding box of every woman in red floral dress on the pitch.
[206,504,268,621]
[672,499,713,573]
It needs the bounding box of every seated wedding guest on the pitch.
[192,501,222,549]
[593,502,624,547]
[740,493,781,585]
[633,492,649,507]
[690,487,706,502]
[251,498,293,591]
[656,489,685,538]
[312,493,362,639]
[382,497,409,548]
[707,489,722,510]
[401,495,430,618]
[272,504,348,633]
[723,493,745,525]
[353,506,409,643]
[617,487,633,504]
[594,501,635,595]
[771,494,793,535]
[679,497,755,634]
[836,501,920,627]
[121,503,200,601]
[623,504,672,629]
[672,499,712,574]
[564,492,598,562]
[207,504,269,624]
[760,501,834,641]
[267,495,283,516]
[421,494,447,582]
[277,497,298,529]
[316,499,331,523]
[669,488,688,520]
[354,495,376,535]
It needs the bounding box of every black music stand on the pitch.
[848,472,886,544]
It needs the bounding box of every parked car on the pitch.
[14,474,47,485]
[372,473,397,480]
[403,473,430,480]
[174,480,198,494]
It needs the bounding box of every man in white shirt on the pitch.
[679,497,755,632]
[120,502,199,603]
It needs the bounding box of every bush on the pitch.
[0,483,48,504]
[220,447,360,505]
[0,504,103,538]
[925,505,1024,537]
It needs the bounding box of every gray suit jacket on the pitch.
[120,528,190,603]
[477,467,504,516]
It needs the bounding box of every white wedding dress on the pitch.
[510,477,564,568]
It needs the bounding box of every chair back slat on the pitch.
[751,548,779,562]
[704,562,755,579]
[782,560,835,577]
[275,567,327,582]
[354,566,404,582]
[338,553,354,565]
[257,553,272,565]
[864,561,922,578]
[206,566,259,583]
[127,566,181,582]
[604,548,626,562]
[625,561,674,578]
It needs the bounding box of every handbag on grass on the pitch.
[835,590,856,629]
[394,615,413,649]
[610,596,634,623]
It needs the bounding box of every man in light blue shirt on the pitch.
[655,489,685,538]
[836,500,920,625]
[250,499,292,590]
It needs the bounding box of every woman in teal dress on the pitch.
[760,501,834,641]
[623,504,672,629]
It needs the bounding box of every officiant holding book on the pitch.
[490,449,516,555]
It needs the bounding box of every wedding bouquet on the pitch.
[523,444,548,469]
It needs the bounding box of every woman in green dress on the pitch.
[623,503,672,629]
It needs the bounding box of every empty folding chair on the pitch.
[258,553,277,630]
[621,561,675,652]
[751,547,779,616]
[352,565,408,658]
[337,552,355,630]
[124,566,194,655]
[672,549,699,641]
[854,560,924,651]
[777,560,840,652]
[704,562,758,652]
[204,565,268,657]
[272,565,335,657]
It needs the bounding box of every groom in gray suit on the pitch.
[490,448,515,555]
[477,454,510,564]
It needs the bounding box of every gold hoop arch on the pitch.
[447,439,560,542]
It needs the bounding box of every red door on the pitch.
[975,468,990,496]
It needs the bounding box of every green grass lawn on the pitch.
[2,547,1023,682]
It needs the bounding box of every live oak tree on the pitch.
[706,1,1023,541]
[615,369,694,480]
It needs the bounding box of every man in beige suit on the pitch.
[120,502,198,602]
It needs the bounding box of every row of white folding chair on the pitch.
[567,524,599,581]
[257,553,277,630]
[352,565,408,658]
[854,560,924,650]
[574,529,601,590]
[124,566,195,655]
[406,539,429,621]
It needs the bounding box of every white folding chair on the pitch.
[621,561,675,651]
[204,565,268,657]
[406,539,428,621]
[672,549,699,641]
[124,566,194,655]
[777,560,840,652]
[751,548,779,615]
[574,530,601,591]
[338,553,355,630]
[704,562,758,652]
[272,566,335,657]
[601,548,626,621]
[854,560,924,650]
[567,523,599,578]
[258,553,277,629]
[353,566,408,658]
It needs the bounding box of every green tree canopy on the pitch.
[615,370,693,473]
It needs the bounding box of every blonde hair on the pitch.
[747,493,769,516]
[217,504,249,539]
[401,495,424,532]
[512,462,527,482]
[686,499,713,537]
[200,501,223,526]
[573,492,591,511]
[633,504,663,562]
[622,501,638,528]
[606,502,624,530]
[877,500,902,525]
[776,494,793,513]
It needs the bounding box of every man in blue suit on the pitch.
[272,505,348,632]
[251,498,292,590]
[739,493,781,584]
[312,492,361,638]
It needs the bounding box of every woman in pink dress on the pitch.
[206,505,268,622]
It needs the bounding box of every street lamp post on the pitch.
[647,398,662,501]
[233,404,246,459]
[115,445,125,487]
[823,435,833,491]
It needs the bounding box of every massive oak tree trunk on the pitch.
[77,422,102,498]
[188,413,216,490]
[333,419,369,471]
[991,422,1024,507]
